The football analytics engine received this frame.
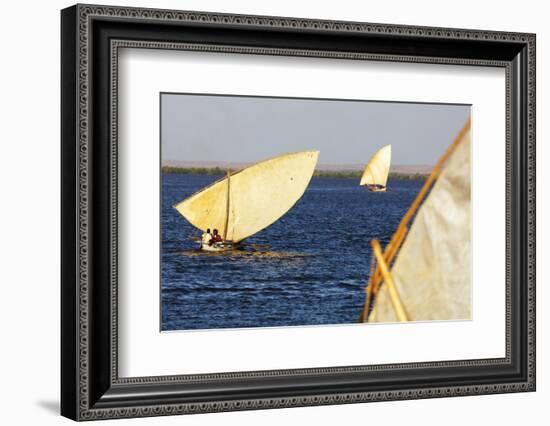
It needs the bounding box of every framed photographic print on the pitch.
[61,4,536,421]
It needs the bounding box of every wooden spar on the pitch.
[223,170,231,241]
[383,119,471,269]
[360,118,471,322]
[371,225,408,292]
[360,224,408,322]
[370,240,408,322]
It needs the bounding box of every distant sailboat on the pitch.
[359,145,391,192]
[173,151,319,251]
[360,120,471,323]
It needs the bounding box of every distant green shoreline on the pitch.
[161,166,428,181]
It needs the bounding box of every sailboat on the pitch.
[359,145,391,192]
[359,120,471,323]
[173,151,319,252]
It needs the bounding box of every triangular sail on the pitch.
[174,151,319,243]
[360,145,391,187]
[369,124,471,322]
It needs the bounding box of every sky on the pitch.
[161,93,470,166]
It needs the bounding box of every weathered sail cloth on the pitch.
[360,145,392,187]
[370,128,471,322]
[174,151,319,243]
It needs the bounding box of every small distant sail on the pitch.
[359,145,391,188]
[174,151,319,243]
[361,120,471,323]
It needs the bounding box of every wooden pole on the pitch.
[371,240,408,322]
[360,224,408,322]
[223,171,231,241]
[382,119,471,263]
[371,225,408,292]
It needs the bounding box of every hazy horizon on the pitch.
[161,93,470,166]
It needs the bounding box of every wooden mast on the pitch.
[223,170,231,241]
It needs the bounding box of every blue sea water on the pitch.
[161,173,423,331]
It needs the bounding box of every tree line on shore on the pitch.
[161,166,427,181]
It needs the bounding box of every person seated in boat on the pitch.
[211,229,223,245]
[201,228,212,246]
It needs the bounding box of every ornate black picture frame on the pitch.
[61,3,536,421]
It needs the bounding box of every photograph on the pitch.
[160,93,471,331]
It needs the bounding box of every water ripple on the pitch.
[161,174,422,331]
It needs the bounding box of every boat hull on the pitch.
[200,242,236,252]
[364,184,387,192]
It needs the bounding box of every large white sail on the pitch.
[174,151,319,243]
[369,125,471,322]
[360,145,391,187]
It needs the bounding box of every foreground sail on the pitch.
[361,121,471,322]
[359,145,391,191]
[174,151,319,248]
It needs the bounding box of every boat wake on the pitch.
[175,245,311,262]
